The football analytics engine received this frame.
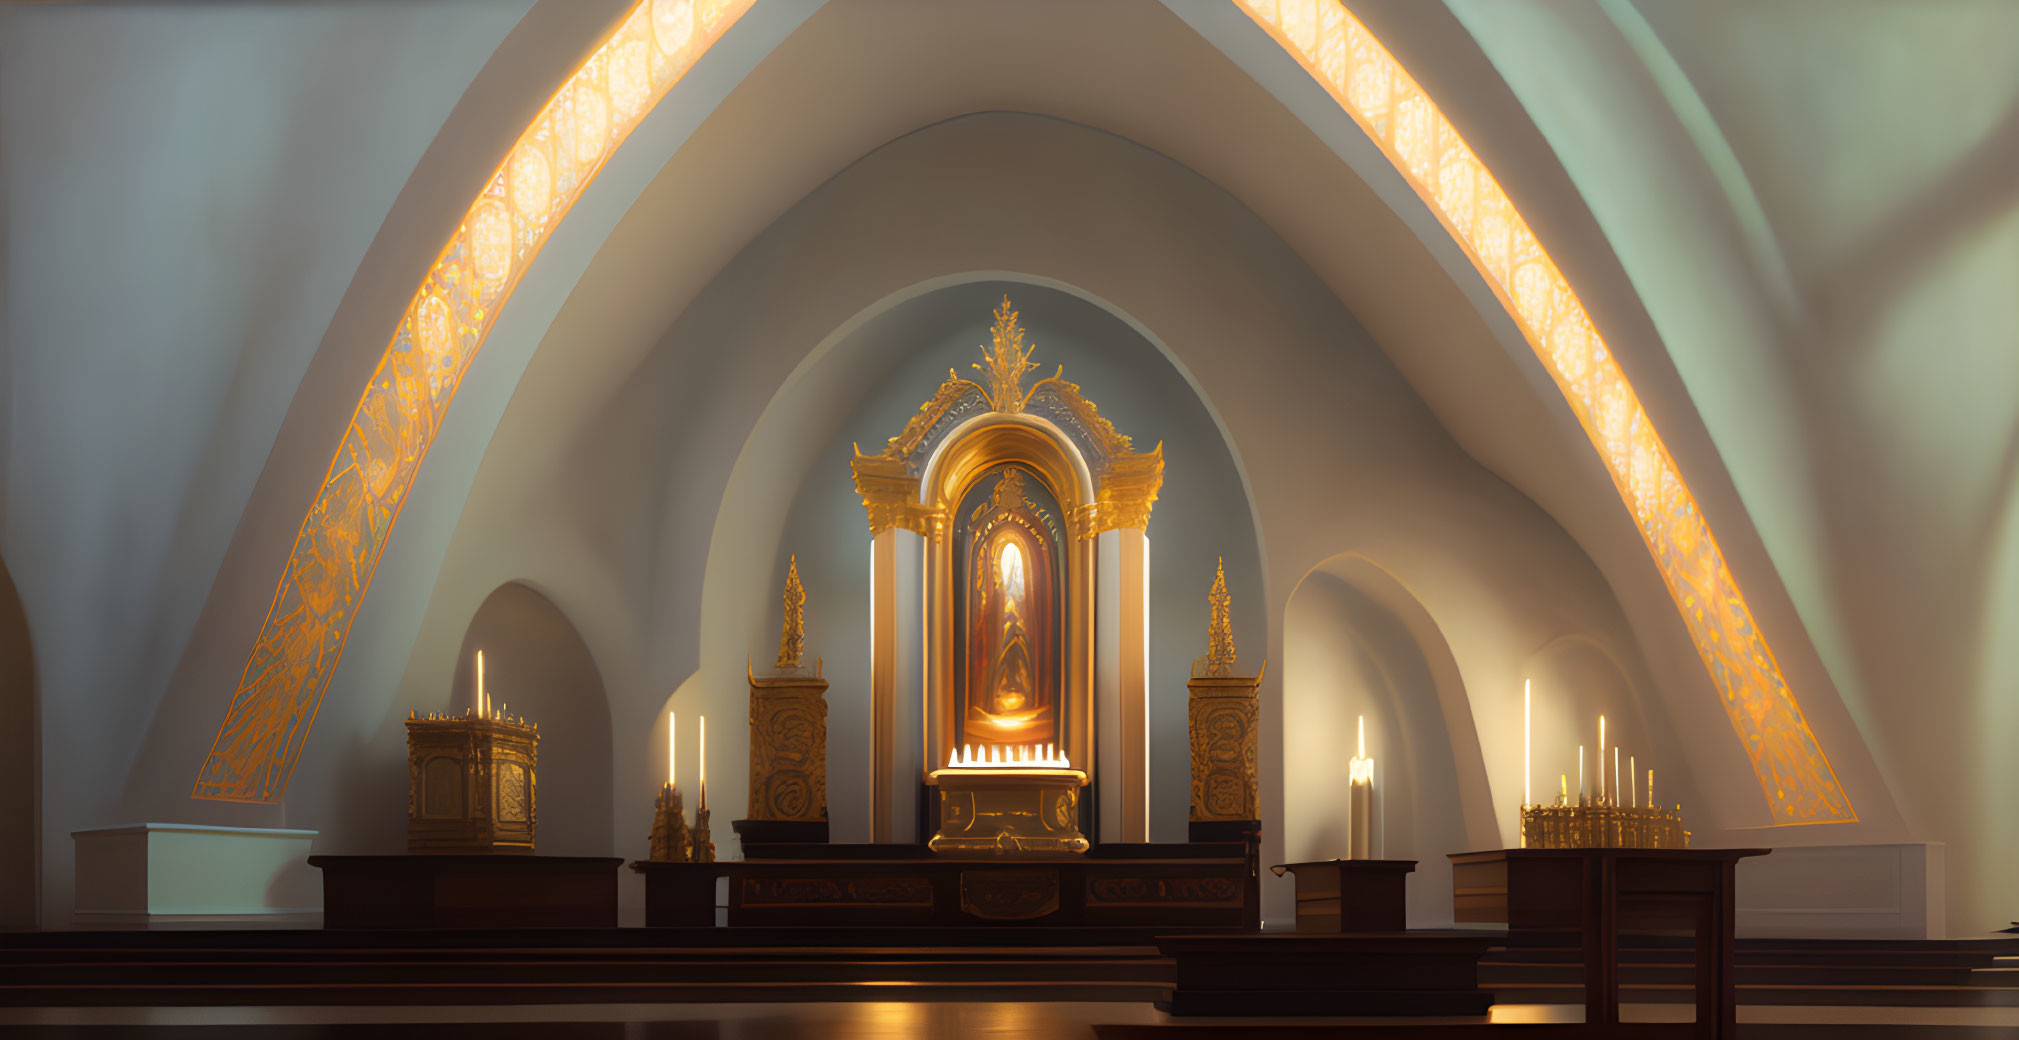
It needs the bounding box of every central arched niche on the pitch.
[707,279,1263,848]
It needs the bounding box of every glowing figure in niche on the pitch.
[960,466,1062,750]
[992,539,1033,717]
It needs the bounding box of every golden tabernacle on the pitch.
[1519,802,1689,849]
[929,754,1090,855]
[405,706,539,853]
[1188,559,1262,824]
[745,556,829,826]
[855,296,1162,849]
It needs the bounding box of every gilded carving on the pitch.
[404,711,539,852]
[648,782,692,863]
[741,876,933,907]
[776,554,806,671]
[1086,875,1242,907]
[850,296,1162,539]
[746,673,828,822]
[960,870,1061,921]
[747,556,830,823]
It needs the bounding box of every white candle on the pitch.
[1613,746,1621,809]
[668,712,676,788]
[1522,679,1531,808]
[1348,715,1374,860]
[1630,755,1637,808]
[1578,745,1586,803]
[699,715,708,812]
[475,650,486,717]
[1598,716,1606,805]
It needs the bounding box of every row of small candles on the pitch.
[945,743,1071,769]
[1521,679,1658,810]
[418,650,530,725]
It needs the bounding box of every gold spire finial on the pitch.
[776,555,805,671]
[1206,557,1235,675]
[972,295,1041,412]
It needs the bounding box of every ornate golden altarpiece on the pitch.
[1188,559,1263,830]
[405,711,539,852]
[740,556,830,841]
[852,297,1163,846]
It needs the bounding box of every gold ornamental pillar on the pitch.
[1187,560,1263,836]
[736,557,832,846]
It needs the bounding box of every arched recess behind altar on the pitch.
[851,297,1164,843]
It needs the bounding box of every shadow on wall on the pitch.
[449,582,614,857]
[0,554,36,928]
[1284,563,1472,928]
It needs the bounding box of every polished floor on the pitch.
[3,1003,2019,1038]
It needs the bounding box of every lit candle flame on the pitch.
[945,743,1071,769]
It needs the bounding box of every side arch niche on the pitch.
[0,554,36,928]
[1284,558,1479,927]
[453,582,613,856]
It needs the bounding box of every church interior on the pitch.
[2,1,2017,1037]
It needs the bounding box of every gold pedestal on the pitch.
[405,712,539,852]
[648,783,692,862]
[746,667,829,824]
[928,768,1090,855]
[1187,673,1261,823]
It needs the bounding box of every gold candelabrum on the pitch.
[648,783,693,862]
[1519,798,1690,850]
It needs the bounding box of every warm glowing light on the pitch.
[1630,755,1637,809]
[667,711,676,787]
[1348,716,1374,784]
[946,744,1071,769]
[475,650,486,717]
[1522,679,1531,808]
[1598,716,1606,805]
[1578,745,1586,802]
[1236,0,1850,825]
[699,714,708,811]
[197,0,756,802]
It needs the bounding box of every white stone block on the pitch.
[73,823,319,919]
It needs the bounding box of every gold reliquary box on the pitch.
[406,710,539,853]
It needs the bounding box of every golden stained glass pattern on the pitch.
[195,0,755,802]
[1236,0,1852,823]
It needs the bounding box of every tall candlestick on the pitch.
[476,650,487,718]
[1522,679,1531,808]
[668,712,676,788]
[1648,769,1654,810]
[699,715,708,812]
[1630,755,1637,808]
[1613,746,1621,810]
[1347,715,1374,860]
[1578,745,1586,803]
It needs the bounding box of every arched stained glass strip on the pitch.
[1236,0,1852,823]
[195,0,756,802]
